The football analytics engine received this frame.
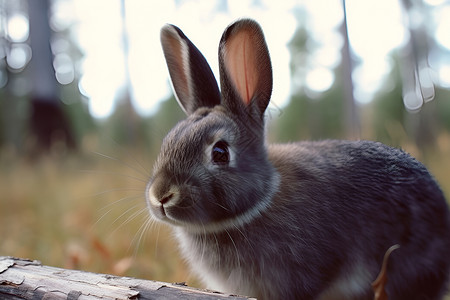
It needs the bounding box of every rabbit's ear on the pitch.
[161,24,221,115]
[219,19,272,119]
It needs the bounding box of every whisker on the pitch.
[131,215,156,257]
[213,232,221,270]
[200,225,207,267]
[153,220,162,260]
[99,194,144,212]
[126,151,152,178]
[111,204,146,231]
[225,229,240,270]
[89,188,145,199]
[107,209,148,250]
[233,223,254,255]
[100,136,153,175]
[97,204,141,240]
[79,169,148,184]
[91,150,150,179]
[91,207,116,230]
[212,201,230,212]
[91,195,143,230]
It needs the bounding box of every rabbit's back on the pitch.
[265,139,450,299]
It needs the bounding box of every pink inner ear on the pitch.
[224,29,258,106]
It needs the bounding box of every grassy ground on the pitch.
[0,141,193,284]
[0,134,449,297]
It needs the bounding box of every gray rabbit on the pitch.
[146,19,450,299]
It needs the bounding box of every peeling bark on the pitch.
[0,257,253,300]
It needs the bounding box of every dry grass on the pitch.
[0,140,194,285]
[0,134,449,297]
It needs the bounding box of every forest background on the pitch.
[0,0,449,294]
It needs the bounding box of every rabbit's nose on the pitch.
[147,181,180,208]
[160,192,174,205]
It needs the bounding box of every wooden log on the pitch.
[0,256,254,300]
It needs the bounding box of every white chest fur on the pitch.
[174,228,257,296]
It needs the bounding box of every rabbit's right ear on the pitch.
[218,19,273,120]
[160,24,221,115]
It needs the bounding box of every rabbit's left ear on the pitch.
[219,19,273,118]
[161,24,221,115]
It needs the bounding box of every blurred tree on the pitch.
[117,0,138,146]
[97,0,142,149]
[273,24,309,142]
[143,94,185,156]
[0,0,93,154]
[101,90,139,147]
[28,0,76,153]
[60,80,95,146]
[0,0,30,150]
[341,0,359,139]
[435,88,450,132]
[369,55,407,147]
[368,0,450,157]
[100,91,185,159]
[369,51,450,159]
[274,8,349,142]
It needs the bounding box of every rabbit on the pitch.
[146,18,450,300]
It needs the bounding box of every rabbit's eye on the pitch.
[212,141,229,165]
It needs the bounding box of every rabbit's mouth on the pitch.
[146,182,180,221]
[145,182,207,227]
[157,203,167,218]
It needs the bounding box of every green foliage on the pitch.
[60,82,96,145]
[369,52,450,156]
[274,22,346,142]
[0,91,30,150]
[370,56,406,147]
[275,81,346,142]
[288,26,309,77]
[141,94,185,156]
[436,88,450,131]
[96,93,185,162]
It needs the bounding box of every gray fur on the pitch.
[147,19,450,300]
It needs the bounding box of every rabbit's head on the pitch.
[146,19,280,233]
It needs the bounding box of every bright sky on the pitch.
[45,0,450,118]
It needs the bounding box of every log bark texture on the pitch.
[0,256,254,300]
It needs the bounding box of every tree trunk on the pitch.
[341,0,360,140]
[28,0,76,153]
